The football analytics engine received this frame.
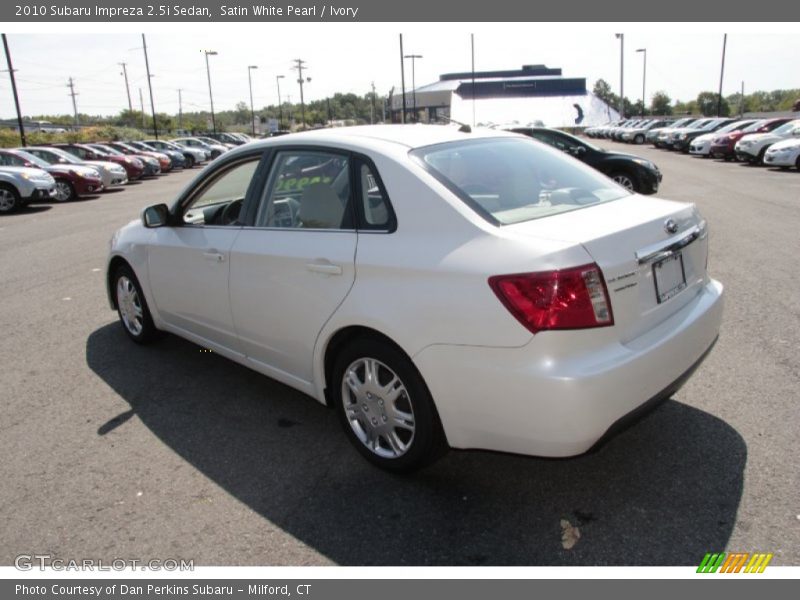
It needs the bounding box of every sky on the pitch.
[1,23,799,119]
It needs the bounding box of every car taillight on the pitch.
[489,263,614,334]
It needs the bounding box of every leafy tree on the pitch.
[696,91,729,116]
[650,91,672,115]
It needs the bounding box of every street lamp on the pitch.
[247,65,258,136]
[203,50,218,134]
[275,75,285,130]
[403,54,423,122]
[636,48,646,117]
[615,34,624,118]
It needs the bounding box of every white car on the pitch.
[689,119,758,157]
[735,119,800,164]
[106,125,723,471]
[171,137,226,160]
[763,137,800,169]
[0,166,56,213]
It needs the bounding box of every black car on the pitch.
[670,118,733,153]
[509,127,662,194]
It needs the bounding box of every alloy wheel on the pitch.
[341,357,416,459]
[116,276,144,336]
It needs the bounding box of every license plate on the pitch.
[653,252,686,303]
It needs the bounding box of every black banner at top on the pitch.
[3,0,800,22]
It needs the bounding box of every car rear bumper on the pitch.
[413,278,723,458]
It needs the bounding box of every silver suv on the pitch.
[0,166,57,214]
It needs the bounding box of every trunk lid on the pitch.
[505,195,709,342]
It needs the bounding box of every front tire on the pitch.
[633,134,645,145]
[113,264,162,344]
[54,179,75,202]
[332,338,447,472]
[0,184,21,214]
[609,171,638,193]
[184,154,195,169]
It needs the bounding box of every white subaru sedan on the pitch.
[106,125,723,471]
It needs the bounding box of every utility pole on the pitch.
[248,65,258,136]
[139,88,145,129]
[2,34,26,146]
[292,58,310,128]
[370,81,376,124]
[326,97,332,124]
[119,62,133,112]
[142,34,158,140]
[739,81,744,117]
[717,33,728,117]
[471,33,476,127]
[399,34,407,123]
[177,89,183,129]
[203,50,218,134]
[615,33,624,118]
[275,75,285,130]
[67,77,79,127]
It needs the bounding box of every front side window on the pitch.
[182,159,260,226]
[255,151,351,230]
[413,137,629,225]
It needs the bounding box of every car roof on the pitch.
[251,124,516,150]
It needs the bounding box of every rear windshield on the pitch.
[411,137,629,225]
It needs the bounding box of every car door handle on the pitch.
[306,260,342,275]
[202,250,226,263]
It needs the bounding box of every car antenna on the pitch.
[437,116,472,133]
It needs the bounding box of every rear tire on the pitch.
[755,147,767,165]
[112,264,162,344]
[633,134,645,145]
[184,154,195,169]
[332,338,448,472]
[0,184,21,214]
[796,156,800,170]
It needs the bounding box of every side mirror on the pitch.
[572,146,587,156]
[142,204,170,228]
[793,129,800,137]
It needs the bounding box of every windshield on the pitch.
[742,120,767,133]
[92,144,123,156]
[715,120,753,134]
[46,148,82,164]
[411,137,629,226]
[14,150,50,169]
[196,137,218,145]
[772,120,800,135]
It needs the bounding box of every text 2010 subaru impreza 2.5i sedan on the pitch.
[106,125,724,472]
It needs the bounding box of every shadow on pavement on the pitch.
[87,322,745,566]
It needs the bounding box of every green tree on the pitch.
[650,91,672,115]
[696,91,729,116]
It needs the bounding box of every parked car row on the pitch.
[589,116,800,170]
[0,135,240,214]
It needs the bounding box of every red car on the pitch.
[52,143,145,181]
[0,148,103,201]
[106,141,172,173]
[709,118,793,160]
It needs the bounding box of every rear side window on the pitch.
[356,160,393,230]
[255,151,352,230]
[412,138,629,225]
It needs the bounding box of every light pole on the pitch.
[404,53,422,122]
[203,50,218,134]
[636,48,646,117]
[275,75,285,130]
[615,33,624,118]
[248,65,258,136]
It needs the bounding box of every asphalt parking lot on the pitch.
[1,143,798,567]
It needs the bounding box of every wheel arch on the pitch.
[319,325,415,408]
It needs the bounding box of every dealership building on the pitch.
[390,64,619,128]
